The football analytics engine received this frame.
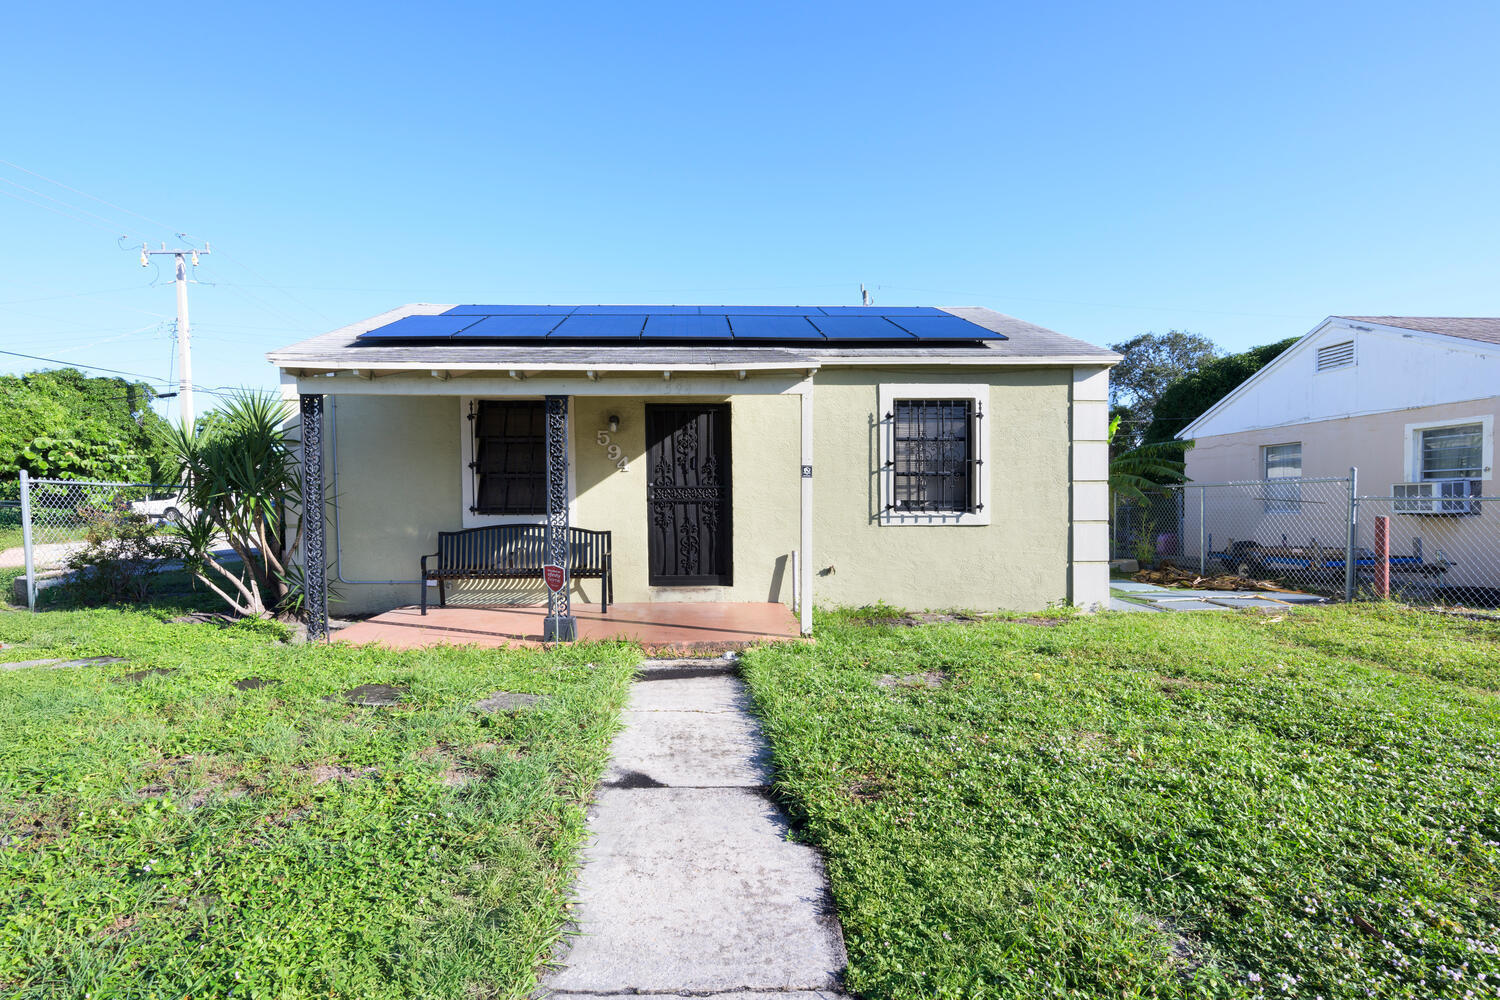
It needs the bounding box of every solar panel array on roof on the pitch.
[354,305,1006,343]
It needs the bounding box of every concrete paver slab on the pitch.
[605,709,770,787]
[546,787,846,994]
[627,673,751,713]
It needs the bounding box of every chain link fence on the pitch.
[1112,474,1500,608]
[11,473,187,610]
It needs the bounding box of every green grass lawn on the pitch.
[743,604,1500,1000]
[0,606,638,999]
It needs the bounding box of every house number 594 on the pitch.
[595,430,628,471]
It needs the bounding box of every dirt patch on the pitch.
[233,676,275,691]
[1156,676,1217,696]
[866,612,983,627]
[300,763,379,784]
[439,767,477,787]
[325,683,408,707]
[100,914,138,939]
[844,774,890,802]
[876,671,948,689]
[113,668,177,684]
[171,612,240,627]
[1136,914,1204,973]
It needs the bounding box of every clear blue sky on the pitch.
[3,1,1497,419]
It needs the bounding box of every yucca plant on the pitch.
[167,391,305,618]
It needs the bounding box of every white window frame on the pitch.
[877,383,991,526]
[458,396,576,528]
[1404,414,1493,482]
[1261,442,1302,514]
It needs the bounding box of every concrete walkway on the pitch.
[540,657,849,999]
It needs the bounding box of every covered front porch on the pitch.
[334,600,802,654]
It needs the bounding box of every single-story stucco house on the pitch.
[267,304,1118,637]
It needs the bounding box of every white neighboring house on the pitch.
[1177,316,1499,592]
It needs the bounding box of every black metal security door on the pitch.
[646,404,732,586]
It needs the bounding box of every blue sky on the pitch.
[3,1,1497,419]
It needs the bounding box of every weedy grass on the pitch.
[0,605,638,999]
[742,603,1500,1000]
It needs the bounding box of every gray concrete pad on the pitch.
[545,787,846,994]
[1109,597,1160,612]
[605,709,770,787]
[627,673,751,713]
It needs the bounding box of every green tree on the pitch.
[0,368,176,497]
[1143,337,1299,444]
[1107,331,1219,451]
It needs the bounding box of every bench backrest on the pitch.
[435,525,610,573]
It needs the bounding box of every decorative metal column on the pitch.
[300,393,330,642]
[543,394,577,641]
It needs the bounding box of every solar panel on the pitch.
[815,306,946,317]
[725,315,825,340]
[807,316,916,341]
[572,304,701,315]
[453,314,564,338]
[698,305,821,316]
[642,315,733,339]
[887,314,1004,340]
[548,314,647,339]
[443,304,576,316]
[357,305,1004,344]
[357,314,484,339]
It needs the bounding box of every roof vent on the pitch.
[1316,340,1355,371]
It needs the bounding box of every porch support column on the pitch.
[544,394,577,642]
[299,393,330,642]
[799,382,814,635]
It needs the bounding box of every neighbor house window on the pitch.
[470,400,546,514]
[1419,423,1483,480]
[877,384,991,525]
[1263,442,1302,513]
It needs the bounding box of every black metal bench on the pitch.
[420,525,613,614]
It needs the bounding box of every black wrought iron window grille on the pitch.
[469,400,547,515]
[885,399,982,514]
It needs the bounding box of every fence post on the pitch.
[1343,466,1357,602]
[1374,515,1390,599]
[1197,486,1206,575]
[18,470,36,612]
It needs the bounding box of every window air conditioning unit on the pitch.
[1392,480,1482,515]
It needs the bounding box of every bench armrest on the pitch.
[420,551,441,575]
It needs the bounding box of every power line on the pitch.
[0,158,178,236]
[0,348,170,385]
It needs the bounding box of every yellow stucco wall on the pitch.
[320,367,1074,615]
[322,394,462,614]
[811,367,1073,610]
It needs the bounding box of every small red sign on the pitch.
[542,563,567,593]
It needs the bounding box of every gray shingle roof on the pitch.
[1337,316,1500,347]
[266,304,1119,370]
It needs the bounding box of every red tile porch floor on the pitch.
[333,602,804,655]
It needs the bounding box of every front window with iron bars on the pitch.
[887,399,983,514]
